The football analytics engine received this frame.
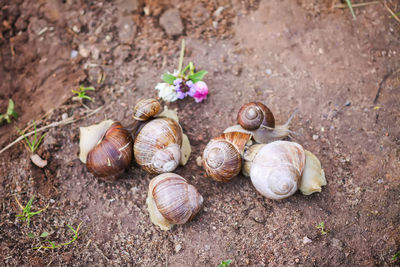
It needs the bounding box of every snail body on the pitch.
[79,120,133,177]
[225,102,296,144]
[202,132,251,182]
[134,117,183,174]
[243,141,326,200]
[146,173,203,231]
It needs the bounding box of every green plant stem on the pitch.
[334,1,379,8]
[178,39,185,74]
[34,222,82,249]
[346,0,357,20]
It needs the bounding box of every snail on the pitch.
[79,120,133,177]
[132,98,161,121]
[146,173,203,231]
[224,102,296,144]
[132,100,191,174]
[242,140,326,200]
[202,131,251,182]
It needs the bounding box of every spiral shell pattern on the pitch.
[249,141,305,200]
[134,118,183,174]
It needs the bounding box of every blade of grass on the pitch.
[384,1,400,23]
[346,0,357,20]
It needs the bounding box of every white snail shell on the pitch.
[146,173,203,231]
[243,141,326,200]
[134,117,183,174]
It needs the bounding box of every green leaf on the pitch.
[27,232,35,238]
[189,70,208,83]
[393,250,400,260]
[218,259,232,267]
[162,73,176,85]
[7,99,15,115]
[40,232,49,238]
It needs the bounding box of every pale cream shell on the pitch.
[249,141,306,200]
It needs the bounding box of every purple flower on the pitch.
[174,78,196,99]
[192,81,208,103]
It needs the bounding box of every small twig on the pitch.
[177,39,185,74]
[334,1,380,8]
[0,106,103,155]
[384,0,400,23]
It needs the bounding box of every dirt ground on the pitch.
[1,0,400,266]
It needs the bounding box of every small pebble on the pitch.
[196,156,203,167]
[72,25,80,33]
[377,179,384,184]
[78,44,90,58]
[70,50,78,58]
[312,134,319,140]
[50,199,56,203]
[30,154,47,168]
[265,69,272,75]
[62,113,69,121]
[214,6,224,17]
[303,236,312,244]
[174,244,182,253]
[345,100,351,106]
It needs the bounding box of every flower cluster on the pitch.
[155,40,209,103]
[155,70,209,103]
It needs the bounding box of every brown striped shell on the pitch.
[202,132,251,182]
[134,118,183,174]
[86,122,133,177]
[146,173,203,230]
[133,98,161,121]
[237,102,275,130]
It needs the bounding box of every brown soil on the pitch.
[1,0,400,266]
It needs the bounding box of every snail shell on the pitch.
[134,117,183,174]
[133,98,161,121]
[243,141,326,199]
[83,121,133,177]
[146,173,203,231]
[225,103,297,144]
[237,102,275,130]
[202,132,251,182]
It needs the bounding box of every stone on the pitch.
[78,44,90,58]
[174,244,182,253]
[117,16,137,44]
[303,236,312,244]
[191,4,210,25]
[159,9,184,36]
[116,0,141,14]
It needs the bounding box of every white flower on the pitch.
[155,83,178,102]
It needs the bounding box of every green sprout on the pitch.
[0,99,18,124]
[393,250,400,261]
[345,0,356,20]
[72,85,95,102]
[34,222,83,249]
[316,222,327,235]
[15,196,48,226]
[18,121,46,153]
[218,259,232,267]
